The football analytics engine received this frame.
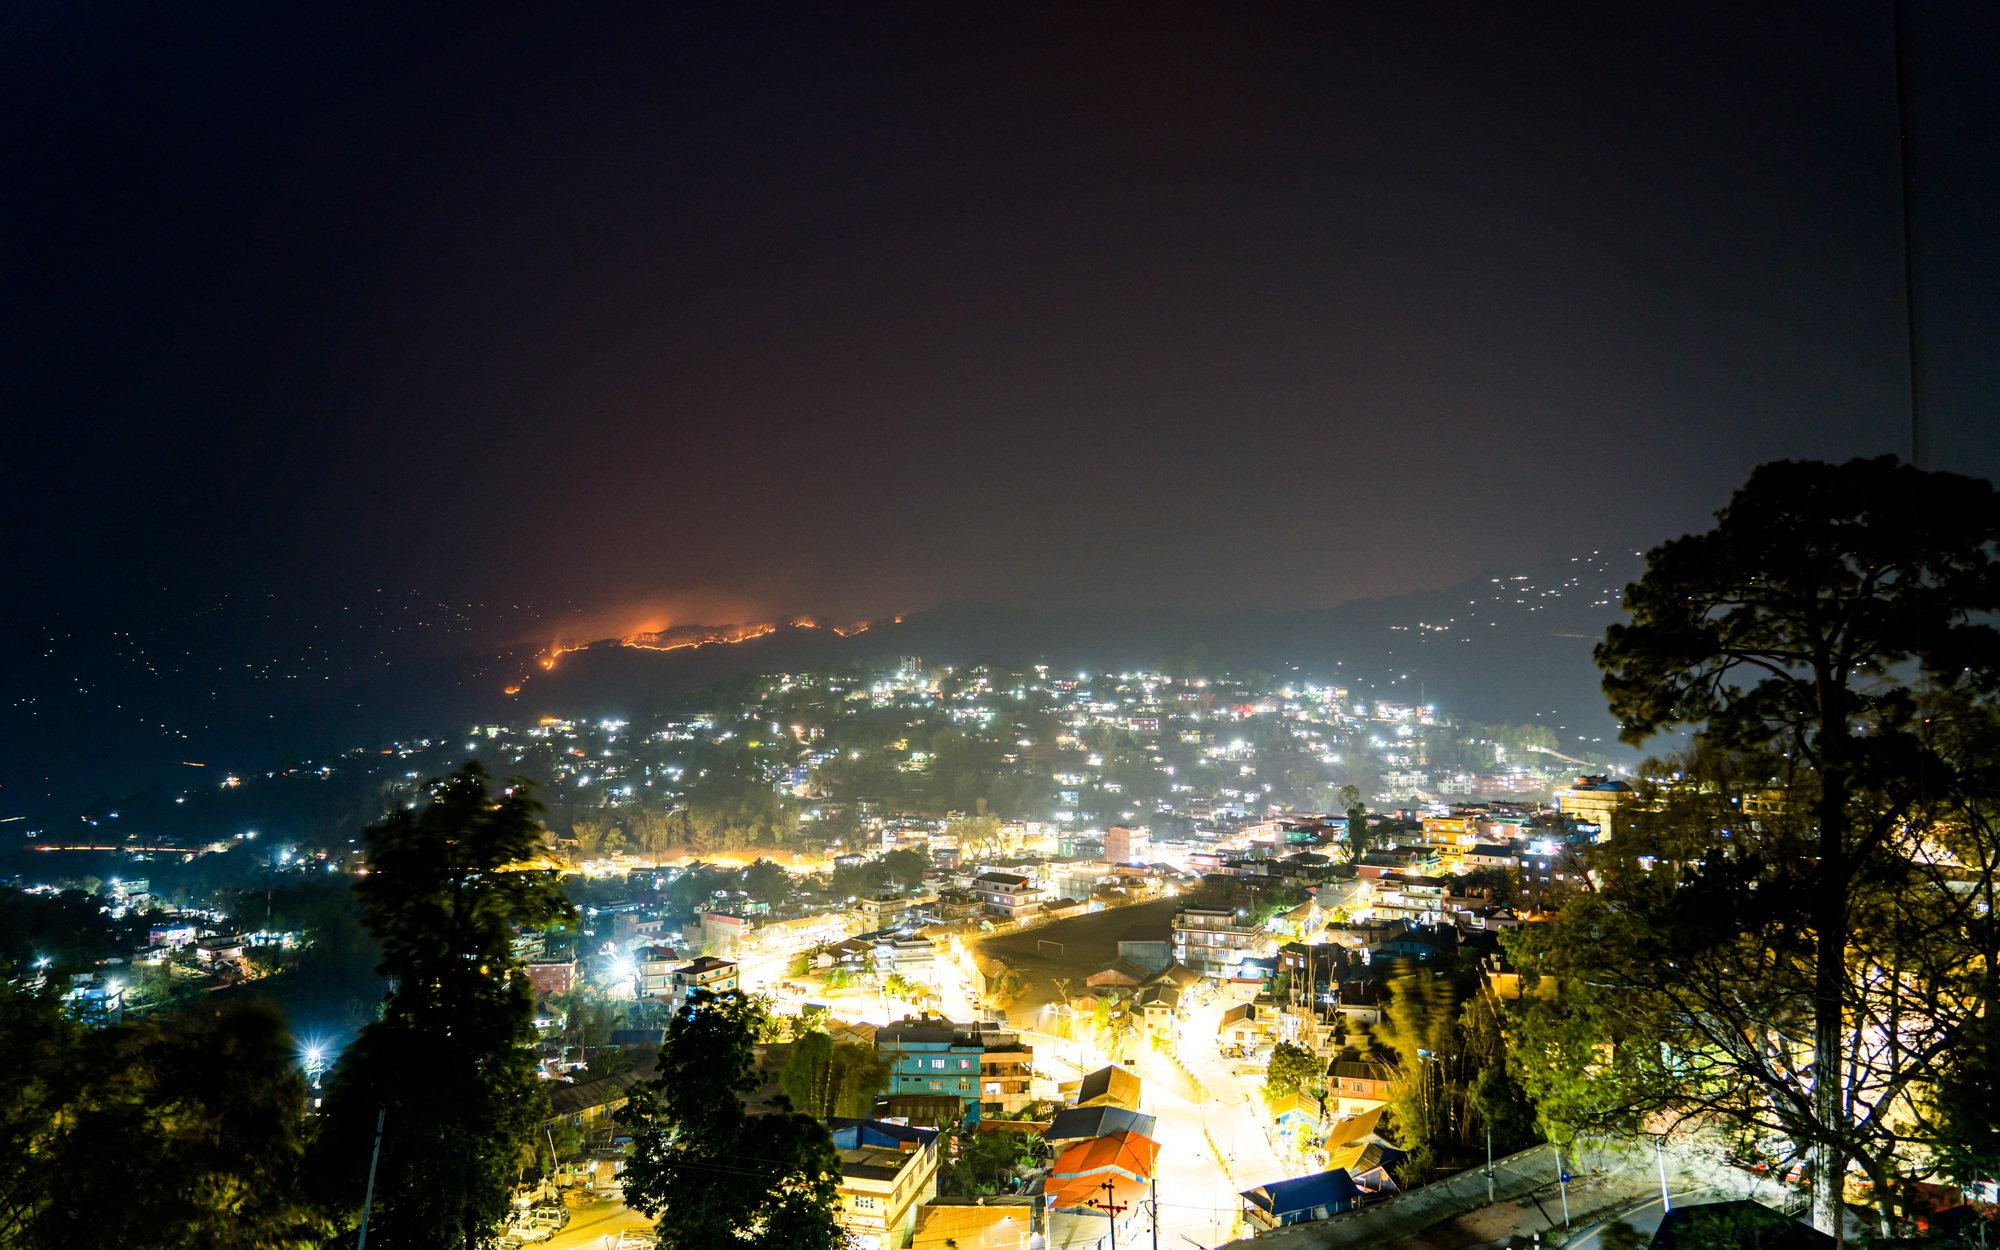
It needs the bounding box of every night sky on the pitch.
[6,2,1998,644]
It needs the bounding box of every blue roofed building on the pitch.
[1240,1168,1360,1231]
[825,1118,942,1250]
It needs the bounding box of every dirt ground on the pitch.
[972,898,1180,1012]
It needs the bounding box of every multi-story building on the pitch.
[1328,1059,1394,1117]
[971,872,1042,921]
[671,956,739,1003]
[1171,906,1263,976]
[525,957,578,997]
[637,944,683,999]
[828,1118,941,1250]
[1103,825,1148,865]
[976,1033,1035,1116]
[876,1019,1033,1117]
[877,1019,984,1106]
[692,911,747,958]
[857,893,918,929]
[1517,840,1593,910]
[1552,775,1635,837]
[872,935,938,984]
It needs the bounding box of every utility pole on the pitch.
[357,1108,386,1250]
[1088,1179,1130,1250]
[1555,1142,1571,1227]
[1152,1174,1160,1250]
[1486,1124,1495,1204]
[1656,1136,1672,1214]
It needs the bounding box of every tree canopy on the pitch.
[0,989,326,1249]
[1552,456,2000,1235]
[311,762,575,1249]
[621,990,845,1250]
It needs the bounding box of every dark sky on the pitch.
[6,1,1998,643]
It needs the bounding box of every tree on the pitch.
[1264,1042,1325,1106]
[1373,965,1471,1185]
[780,1029,836,1118]
[1588,457,2000,1235]
[621,990,845,1250]
[743,857,792,905]
[1930,1004,2000,1189]
[828,1040,890,1118]
[1460,992,1539,1155]
[1341,787,1371,863]
[0,988,327,1249]
[311,763,576,1249]
[940,1129,1036,1196]
[883,847,930,892]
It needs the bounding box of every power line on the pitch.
[1894,0,1926,469]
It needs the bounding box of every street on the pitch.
[1136,993,1291,1249]
[539,1196,654,1250]
[1562,1190,1726,1250]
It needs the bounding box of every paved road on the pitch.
[1131,989,1289,1250]
[1562,1189,1726,1250]
[539,1197,654,1250]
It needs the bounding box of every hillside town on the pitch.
[468,764,1635,1249]
[13,643,1996,1250]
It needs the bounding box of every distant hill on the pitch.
[2,550,1642,812]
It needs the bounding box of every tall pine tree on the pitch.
[312,763,574,1248]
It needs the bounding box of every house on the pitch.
[1171,906,1262,976]
[977,1032,1036,1115]
[1072,1064,1141,1110]
[1240,1168,1359,1230]
[1116,924,1173,975]
[1043,1105,1157,1145]
[1217,1003,1264,1049]
[1328,979,1388,1027]
[826,1117,941,1250]
[1328,1060,1394,1116]
[1458,843,1519,870]
[1132,984,1180,1039]
[672,956,739,1002]
[148,921,198,949]
[1084,958,1157,989]
[544,1068,652,1135]
[1268,1089,1322,1137]
[972,873,1043,921]
[637,944,683,999]
[193,935,246,965]
[526,957,578,997]
[876,1019,985,1109]
[1046,1130,1160,1241]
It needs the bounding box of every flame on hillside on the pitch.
[533,615,879,674]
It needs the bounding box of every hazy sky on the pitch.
[6,1,1997,642]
